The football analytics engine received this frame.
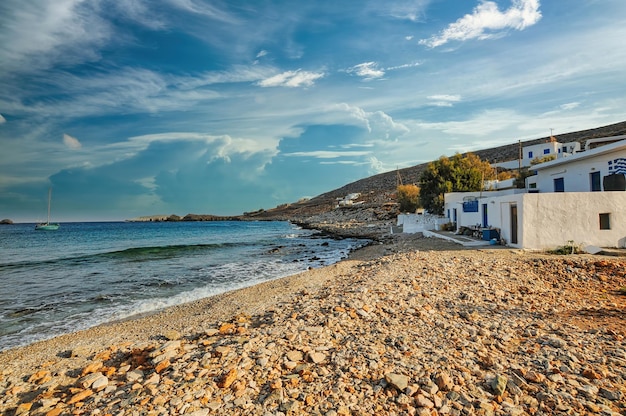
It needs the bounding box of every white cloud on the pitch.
[328,103,409,140]
[368,156,386,174]
[560,102,580,111]
[283,150,371,159]
[256,50,268,58]
[257,70,324,88]
[385,0,431,22]
[166,0,238,23]
[386,62,421,71]
[0,114,5,124]
[112,0,167,30]
[428,94,462,107]
[63,133,82,149]
[418,109,524,136]
[347,62,385,81]
[420,0,542,48]
[0,0,111,73]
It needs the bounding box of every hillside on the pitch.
[247,121,626,221]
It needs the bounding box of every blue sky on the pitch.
[1,0,626,222]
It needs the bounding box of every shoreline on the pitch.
[1,232,625,415]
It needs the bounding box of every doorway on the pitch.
[482,203,488,227]
[510,204,518,244]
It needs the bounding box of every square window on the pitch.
[543,148,550,154]
[554,177,564,192]
[599,213,611,230]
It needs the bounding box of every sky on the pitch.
[1,0,626,222]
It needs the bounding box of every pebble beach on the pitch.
[1,232,625,416]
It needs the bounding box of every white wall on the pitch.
[446,191,626,249]
[520,192,626,249]
[397,213,446,233]
[523,141,560,166]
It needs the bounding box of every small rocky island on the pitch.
[0,219,13,225]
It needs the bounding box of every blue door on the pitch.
[482,203,488,227]
[590,171,601,191]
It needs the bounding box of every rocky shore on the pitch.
[1,222,625,415]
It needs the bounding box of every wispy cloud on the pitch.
[418,109,524,136]
[257,70,324,88]
[560,102,580,111]
[166,0,239,23]
[386,62,421,71]
[63,133,81,150]
[347,62,385,81]
[283,150,371,159]
[383,0,432,22]
[0,0,111,73]
[428,94,462,107]
[420,0,542,48]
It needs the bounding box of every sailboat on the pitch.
[35,188,60,230]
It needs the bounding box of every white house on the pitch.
[443,137,626,250]
[494,138,581,170]
[527,139,626,193]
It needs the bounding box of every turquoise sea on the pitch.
[0,221,368,351]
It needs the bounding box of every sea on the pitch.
[0,221,369,352]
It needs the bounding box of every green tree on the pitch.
[397,184,421,213]
[419,153,493,215]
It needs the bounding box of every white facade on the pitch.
[444,138,626,250]
[445,192,626,249]
[522,140,580,167]
[527,139,626,193]
[494,140,581,170]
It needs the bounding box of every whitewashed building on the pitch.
[443,137,626,250]
[495,138,581,170]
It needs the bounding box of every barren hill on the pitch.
[248,120,626,221]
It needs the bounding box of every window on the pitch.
[599,213,611,230]
[543,148,550,154]
[463,200,478,212]
[590,171,601,192]
[528,151,533,159]
[554,177,564,192]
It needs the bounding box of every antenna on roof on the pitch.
[549,128,557,142]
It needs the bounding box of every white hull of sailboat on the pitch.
[35,223,60,231]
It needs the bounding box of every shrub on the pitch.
[397,184,421,213]
[548,240,582,255]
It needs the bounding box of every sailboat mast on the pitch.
[47,188,52,223]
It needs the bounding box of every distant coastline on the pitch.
[126,213,244,222]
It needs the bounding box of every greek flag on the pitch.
[608,158,626,175]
